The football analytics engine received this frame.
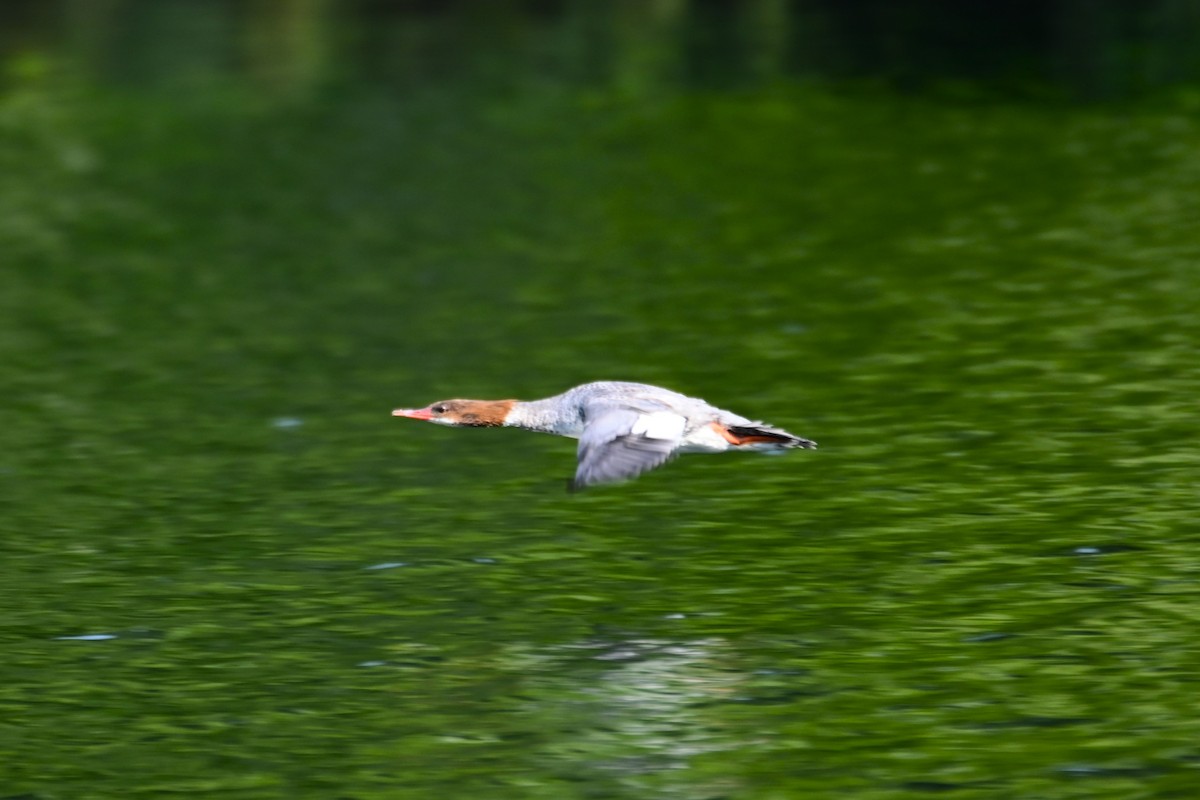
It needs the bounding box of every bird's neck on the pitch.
[504,396,584,437]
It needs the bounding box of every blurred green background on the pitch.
[2,2,1200,798]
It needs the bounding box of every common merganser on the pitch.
[392,381,816,490]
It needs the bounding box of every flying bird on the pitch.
[392,381,816,490]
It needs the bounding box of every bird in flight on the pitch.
[393,381,816,490]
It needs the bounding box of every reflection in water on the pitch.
[539,637,745,794]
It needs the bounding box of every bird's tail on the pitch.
[725,425,817,449]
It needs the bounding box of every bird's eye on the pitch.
[431,404,449,414]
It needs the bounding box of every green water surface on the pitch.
[2,57,1200,800]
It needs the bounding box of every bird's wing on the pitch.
[572,406,687,490]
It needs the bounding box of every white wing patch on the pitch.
[629,411,687,441]
[572,405,688,489]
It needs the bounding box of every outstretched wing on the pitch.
[572,407,686,490]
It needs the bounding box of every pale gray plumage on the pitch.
[572,406,679,491]
[394,380,816,491]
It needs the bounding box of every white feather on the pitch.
[629,411,686,441]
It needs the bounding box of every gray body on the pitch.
[504,381,815,490]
